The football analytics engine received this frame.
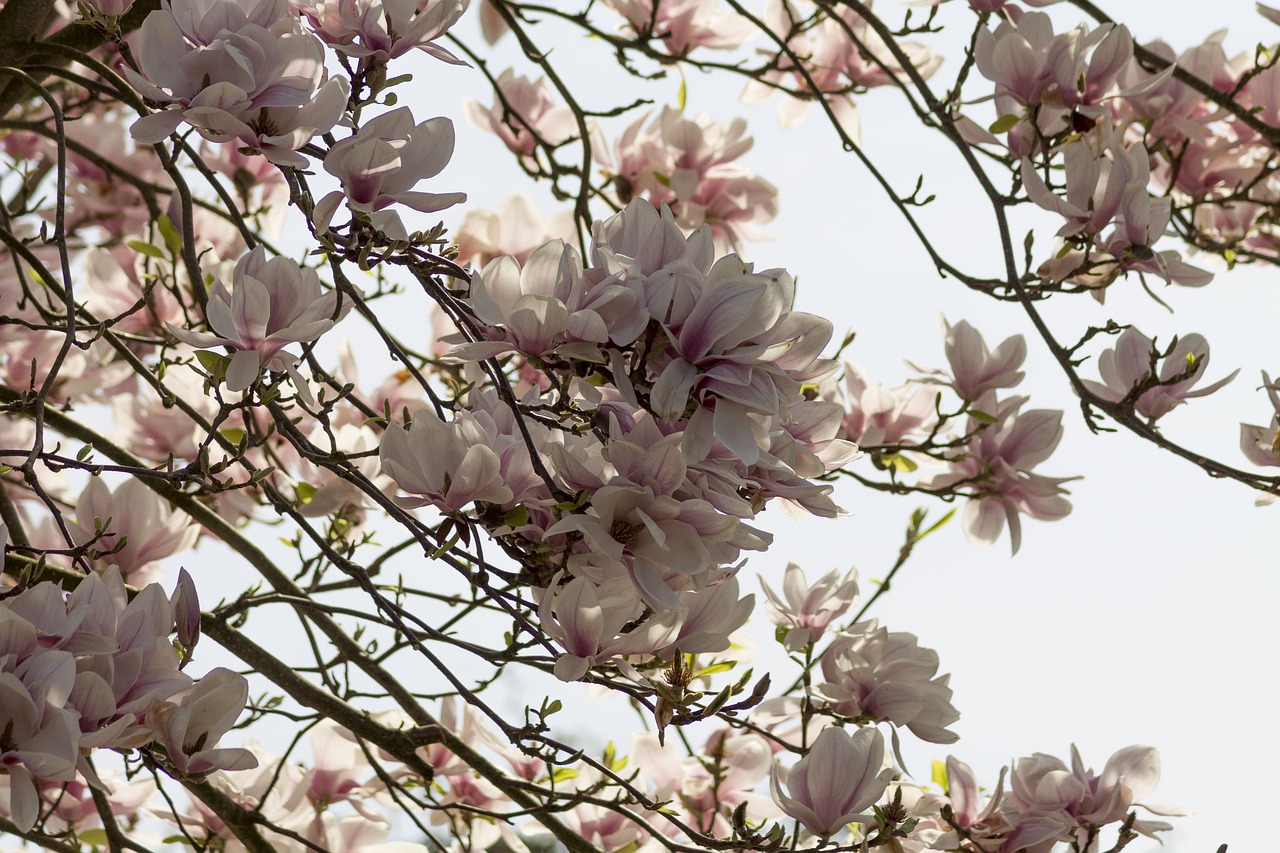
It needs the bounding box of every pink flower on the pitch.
[454,194,577,268]
[760,563,858,651]
[769,725,891,838]
[66,477,199,584]
[941,317,1026,402]
[537,574,680,681]
[600,0,753,55]
[926,395,1074,554]
[379,408,514,512]
[296,0,468,63]
[1240,372,1280,485]
[818,621,960,744]
[144,667,258,777]
[168,247,353,393]
[126,3,348,166]
[313,108,466,240]
[464,69,578,162]
[1082,327,1237,421]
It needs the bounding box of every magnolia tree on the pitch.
[0,0,1273,850]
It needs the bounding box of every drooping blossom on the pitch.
[769,725,892,838]
[760,563,858,651]
[1240,373,1280,506]
[167,247,353,393]
[817,621,960,743]
[313,109,466,241]
[1081,327,1237,422]
[465,70,578,163]
[925,394,1074,554]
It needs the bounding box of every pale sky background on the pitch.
[180,2,1277,852]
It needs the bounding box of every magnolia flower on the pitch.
[600,0,753,55]
[168,247,352,393]
[313,109,466,240]
[769,725,892,837]
[451,239,644,361]
[454,194,578,268]
[760,564,858,651]
[1002,745,1185,851]
[538,574,680,681]
[1240,374,1280,504]
[1082,328,1237,421]
[465,70,577,161]
[379,408,514,512]
[818,621,960,743]
[297,0,468,63]
[926,395,1074,554]
[941,318,1026,402]
[66,476,199,583]
[145,667,258,777]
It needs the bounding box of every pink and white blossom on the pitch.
[769,725,892,838]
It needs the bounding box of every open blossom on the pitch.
[379,407,514,513]
[126,1,348,166]
[606,108,778,251]
[1082,328,1237,422]
[760,563,858,651]
[817,621,960,743]
[465,70,578,162]
[313,109,467,241]
[537,574,680,681]
[65,476,199,584]
[1002,745,1185,851]
[769,725,892,837]
[145,667,258,777]
[168,247,353,393]
[451,239,645,361]
[600,0,753,55]
[835,362,936,448]
[742,0,940,139]
[926,394,1074,554]
[295,0,468,63]
[941,318,1026,402]
[1240,373,1280,506]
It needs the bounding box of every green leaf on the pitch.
[220,428,246,445]
[968,409,998,425]
[503,505,529,527]
[919,508,956,540]
[931,758,948,790]
[543,699,562,716]
[195,351,225,372]
[551,767,579,783]
[677,74,687,111]
[295,482,317,505]
[881,453,918,473]
[775,625,790,645]
[692,661,734,678]
[79,829,110,847]
[127,239,166,260]
[988,114,1020,134]
[157,214,183,256]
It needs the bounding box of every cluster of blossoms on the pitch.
[827,318,1074,552]
[0,567,253,832]
[742,0,943,140]
[381,198,853,675]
